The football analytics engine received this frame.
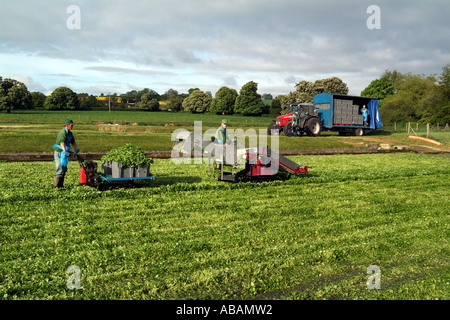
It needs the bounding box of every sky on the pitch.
[1,0,449,97]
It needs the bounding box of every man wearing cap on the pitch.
[52,119,80,188]
[215,119,231,145]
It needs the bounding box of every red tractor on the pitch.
[267,102,322,137]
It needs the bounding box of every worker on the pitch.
[215,119,232,145]
[362,105,370,126]
[52,119,79,188]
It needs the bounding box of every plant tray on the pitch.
[103,161,151,178]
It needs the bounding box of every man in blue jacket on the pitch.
[362,105,370,126]
[53,119,80,188]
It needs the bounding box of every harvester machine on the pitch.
[174,132,310,182]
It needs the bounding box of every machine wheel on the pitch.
[305,118,322,136]
[267,122,280,135]
[354,128,365,136]
[284,122,294,136]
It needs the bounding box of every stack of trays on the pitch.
[333,99,364,125]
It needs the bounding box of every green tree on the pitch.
[188,88,200,96]
[44,86,80,110]
[293,77,349,103]
[270,98,281,109]
[125,90,138,103]
[380,73,440,123]
[80,95,98,110]
[294,80,316,103]
[210,86,238,115]
[313,77,349,96]
[136,92,160,111]
[0,77,33,113]
[165,89,183,112]
[438,63,450,99]
[425,64,450,124]
[31,91,47,109]
[135,88,160,102]
[182,90,211,113]
[383,70,404,92]
[361,76,395,100]
[234,81,265,116]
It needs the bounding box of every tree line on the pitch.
[0,78,272,116]
[1,64,449,124]
[362,65,450,125]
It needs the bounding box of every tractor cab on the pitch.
[290,103,315,127]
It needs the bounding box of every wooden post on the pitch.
[408,122,411,135]
[426,123,430,138]
[394,122,396,131]
[416,122,419,130]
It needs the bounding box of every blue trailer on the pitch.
[313,93,383,136]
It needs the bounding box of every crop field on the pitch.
[1,153,449,300]
[1,110,449,153]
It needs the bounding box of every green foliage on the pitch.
[31,92,47,109]
[270,98,281,109]
[361,76,395,100]
[101,143,154,167]
[210,86,238,115]
[380,70,449,124]
[79,94,98,110]
[188,88,200,95]
[0,77,33,113]
[44,86,80,110]
[379,65,450,125]
[182,89,211,113]
[278,77,349,113]
[234,81,265,116]
[0,153,449,299]
[313,77,349,96]
[293,80,316,103]
[165,89,184,112]
[136,93,160,111]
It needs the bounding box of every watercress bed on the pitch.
[0,153,449,300]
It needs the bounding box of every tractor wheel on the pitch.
[305,118,322,136]
[284,122,294,136]
[267,123,280,135]
[354,128,365,136]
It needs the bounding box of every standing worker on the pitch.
[362,105,370,126]
[215,119,231,145]
[53,119,79,188]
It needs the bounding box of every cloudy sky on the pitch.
[1,0,449,97]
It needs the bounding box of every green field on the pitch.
[1,153,449,299]
[1,110,449,153]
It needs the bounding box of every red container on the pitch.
[79,167,87,184]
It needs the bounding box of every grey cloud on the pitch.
[222,76,237,86]
[1,0,449,96]
[84,66,175,77]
